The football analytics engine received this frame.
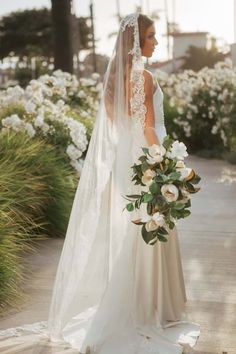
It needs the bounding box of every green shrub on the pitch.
[0,131,77,311]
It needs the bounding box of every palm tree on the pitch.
[51,0,74,73]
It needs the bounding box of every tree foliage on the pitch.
[0,7,92,61]
[181,45,226,72]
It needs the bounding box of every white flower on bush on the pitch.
[167,140,188,160]
[25,101,36,114]
[91,73,100,81]
[2,114,24,131]
[65,118,88,151]
[70,159,84,175]
[147,144,166,164]
[34,115,44,127]
[161,183,179,202]
[25,122,36,137]
[141,169,156,186]
[141,212,165,232]
[78,90,86,99]
[66,144,83,161]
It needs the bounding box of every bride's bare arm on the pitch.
[143,70,160,146]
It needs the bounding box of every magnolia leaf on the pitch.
[182,209,191,217]
[132,219,143,225]
[168,171,181,180]
[142,193,153,203]
[173,202,185,210]
[157,226,169,235]
[148,236,158,245]
[190,174,201,184]
[169,221,175,229]
[142,147,149,154]
[126,194,141,199]
[149,182,158,194]
[158,235,168,242]
[141,161,150,173]
[142,227,158,245]
[126,203,134,212]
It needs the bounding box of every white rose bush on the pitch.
[0,70,101,174]
[124,135,201,245]
[155,59,236,160]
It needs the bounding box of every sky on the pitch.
[0,0,235,61]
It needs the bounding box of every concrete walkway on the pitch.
[0,155,236,354]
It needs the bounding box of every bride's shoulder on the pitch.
[143,69,153,82]
[143,69,157,94]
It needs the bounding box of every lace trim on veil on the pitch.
[121,13,147,130]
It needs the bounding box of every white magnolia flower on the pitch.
[167,140,188,160]
[161,183,179,202]
[178,167,193,181]
[141,212,165,232]
[147,144,166,164]
[141,169,156,186]
[175,161,193,180]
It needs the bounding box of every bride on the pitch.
[0,13,200,354]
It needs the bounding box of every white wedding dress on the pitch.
[0,81,200,354]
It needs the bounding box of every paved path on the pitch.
[0,155,236,354]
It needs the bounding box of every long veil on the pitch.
[47,12,149,349]
[0,13,200,354]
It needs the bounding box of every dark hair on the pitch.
[138,14,154,48]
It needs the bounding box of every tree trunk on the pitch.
[51,0,74,73]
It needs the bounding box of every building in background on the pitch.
[150,31,236,74]
[150,31,208,74]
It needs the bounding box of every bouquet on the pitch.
[124,135,201,245]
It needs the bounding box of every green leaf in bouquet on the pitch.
[141,225,158,245]
[149,182,159,194]
[183,199,191,208]
[162,174,170,182]
[142,147,149,155]
[157,235,168,242]
[168,221,176,229]
[132,219,144,225]
[168,171,181,181]
[149,237,158,245]
[162,135,173,151]
[126,194,141,199]
[154,174,163,183]
[141,161,150,173]
[157,226,169,235]
[138,155,147,163]
[142,193,153,203]
[181,209,191,218]
[126,203,134,212]
[190,174,201,184]
[173,202,186,210]
[184,182,197,193]
[170,208,178,218]
[147,202,153,215]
